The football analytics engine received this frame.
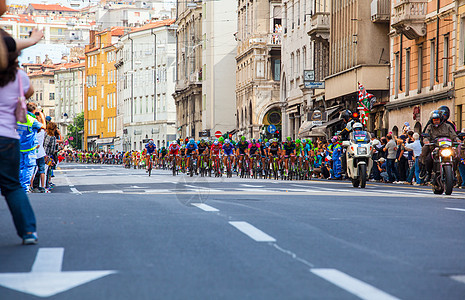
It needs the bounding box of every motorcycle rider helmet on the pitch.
[430,110,442,127]
[438,105,450,121]
[353,122,363,131]
[340,110,352,122]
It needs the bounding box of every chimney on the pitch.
[35,56,41,64]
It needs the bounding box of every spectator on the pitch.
[44,122,58,189]
[377,157,389,182]
[396,135,409,182]
[405,133,422,185]
[32,111,47,192]
[384,134,399,183]
[0,29,38,245]
[17,102,44,192]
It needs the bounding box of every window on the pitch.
[290,53,295,77]
[430,39,435,89]
[296,51,300,76]
[395,52,399,99]
[461,17,465,65]
[405,49,410,96]
[101,106,104,122]
[272,59,281,81]
[101,63,104,76]
[49,93,55,100]
[444,35,449,86]
[418,44,422,93]
[458,105,463,132]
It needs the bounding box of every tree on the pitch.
[67,113,84,150]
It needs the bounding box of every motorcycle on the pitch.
[427,136,455,195]
[342,131,378,188]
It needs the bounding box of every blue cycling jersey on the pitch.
[145,144,156,154]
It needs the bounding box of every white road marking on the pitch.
[32,248,64,273]
[451,275,465,284]
[241,184,264,188]
[311,268,400,300]
[70,188,81,195]
[445,207,465,212]
[229,221,276,242]
[0,248,116,298]
[97,190,124,194]
[191,203,219,212]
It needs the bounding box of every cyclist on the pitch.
[168,141,180,169]
[248,139,260,175]
[282,137,296,177]
[236,136,249,173]
[222,139,235,172]
[145,140,157,171]
[268,138,281,175]
[210,140,222,173]
[159,146,168,168]
[186,138,199,172]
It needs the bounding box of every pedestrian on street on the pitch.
[384,134,399,183]
[405,132,422,185]
[0,31,38,244]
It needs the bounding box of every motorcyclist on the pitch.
[422,105,456,133]
[420,110,458,181]
[338,110,358,141]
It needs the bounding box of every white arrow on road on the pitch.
[0,248,116,298]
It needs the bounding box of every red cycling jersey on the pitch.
[211,144,221,155]
[169,144,180,155]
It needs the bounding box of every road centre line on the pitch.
[229,221,276,242]
[310,268,400,300]
[191,203,219,212]
[445,207,465,212]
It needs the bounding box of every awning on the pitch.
[297,121,314,136]
[301,118,343,139]
[324,105,343,119]
[96,138,114,145]
[87,137,98,143]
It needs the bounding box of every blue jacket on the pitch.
[17,113,42,152]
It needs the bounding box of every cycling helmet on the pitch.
[225,139,230,144]
[189,138,195,145]
[149,140,154,145]
[265,142,270,147]
[181,145,186,149]
[438,105,450,121]
[286,136,292,142]
[353,122,363,131]
[252,138,256,143]
[430,110,442,127]
[264,139,268,143]
[296,139,301,144]
[258,139,262,143]
[219,136,225,142]
[213,140,219,145]
[241,136,246,141]
[340,110,352,122]
[200,138,206,143]
[172,141,177,145]
[246,139,251,143]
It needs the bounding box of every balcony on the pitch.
[307,13,330,40]
[268,33,281,46]
[391,0,427,40]
[371,0,390,23]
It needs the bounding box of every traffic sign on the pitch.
[215,130,222,138]
[267,125,277,134]
[304,81,325,89]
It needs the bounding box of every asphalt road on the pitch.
[1,163,465,299]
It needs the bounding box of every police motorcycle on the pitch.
[422,133,456,195]
[342,123,378,188]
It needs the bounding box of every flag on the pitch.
[357,82,372,126]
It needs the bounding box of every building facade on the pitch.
[173,1,203,140]
[387,0,455,134]
[201,0,237,138]
[54,63,86,137]
[116,20,177,152]
[322,0,390,138]
[84,28,123,151]
[28,70,56,119]
[454,0,465,133]
[236,0,282,139]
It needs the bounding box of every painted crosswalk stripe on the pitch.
[445,207,465,212]
[311,269,400,300]
[229,221,276,242]
[191,203,219,212]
